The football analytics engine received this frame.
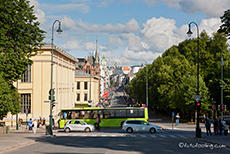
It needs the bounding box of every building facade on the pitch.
[75,71,99,107]
[2,44,78,125]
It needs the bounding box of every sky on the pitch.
[30,0,230,66]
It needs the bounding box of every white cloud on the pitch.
[29,0,46,24]
[140,0,229,17]
[77,18,140,33]
[61,16,77,31]
[122,48,161,62]
[199,18,222,36]
[109,37,124,45]
[61,39,82,50]
[140,17,183,52]
[121,33,143,51]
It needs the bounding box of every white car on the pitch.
[64,120,95,133]
[122,120,161,134]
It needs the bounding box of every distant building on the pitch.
[75,71,99,107]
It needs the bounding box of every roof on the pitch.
[75,71,97,78]
[41,43,78,62]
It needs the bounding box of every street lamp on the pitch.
[88,68,92,107]
[141,60,148,108]
[220,55,224,120]
[48,20,62,135]
[187,21,201,138]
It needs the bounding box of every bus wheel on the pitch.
[149,128,156,134]
[126,127,133,133]
[85,127,91,132]
[65,128,70,133]
[120,121,125,127]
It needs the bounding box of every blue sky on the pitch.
[31,0,230,66]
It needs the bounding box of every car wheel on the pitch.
[149,128,156,134]
[84,127,91,132]
[65,128,70,133]
[126,127,133,133]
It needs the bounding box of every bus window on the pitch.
[115,109,126,117]
[104,110,115,119]
[127,109,138,117]
[138,109,144,118]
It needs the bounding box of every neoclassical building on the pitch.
[2,44,78,125]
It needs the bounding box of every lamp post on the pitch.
[187,21,201,138]
[49,20,62,135]
[141,60,148,107]
[88,67,92,107]
[220,55,224,120]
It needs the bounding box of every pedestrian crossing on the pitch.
[56,133,189,139]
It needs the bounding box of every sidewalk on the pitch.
[149,111,230,148]
[0,125,56,153]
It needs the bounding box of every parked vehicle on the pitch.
[122,120,161,134]
[64,120,95,133]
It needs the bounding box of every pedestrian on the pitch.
[28,118,33,133]
[213,118,219,136]
[218,119,223,136]
[224,122,229,136]
[33,119,37,134]
[52,118,55,129]
[175,113,180,126]
[94,115,101,131]
[42,117,46,127]
[63,112,67,119]
[205,118,212,136]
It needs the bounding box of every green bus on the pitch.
[59,107,148,128]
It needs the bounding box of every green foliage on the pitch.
[0,74,20,120]
[110,79,115,87]
[0,0,46,82]
[218,9,230,39]
[126,31,230,114]
[0,0,45,119]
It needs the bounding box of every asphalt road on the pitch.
[3,130,229,154]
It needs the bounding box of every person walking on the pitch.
[33,119,37,134]
[205,118,212,136]
[28,118,33,133]
[213,118,219,136]
[175,113,180,126]
[94,116,101,131]
[218,119,223,136]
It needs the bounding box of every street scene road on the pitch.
[1,93,230,154]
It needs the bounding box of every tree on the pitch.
[0,0,46,82]
[218,9,230,39]
[0,74,20,120]
[0,0,45,119]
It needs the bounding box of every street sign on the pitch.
[193,95,202,103]
[122,66,131,74]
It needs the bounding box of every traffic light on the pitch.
[212,105,216,110]
[221,105,223,111]
[223,105,227,111]
[196,102,201,107]
[218,105,220,111]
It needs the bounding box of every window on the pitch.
[84,82,87,90]
[77,82,80,90]
[115,109,126,117]
[84,93,87,101]
[20,94,31,113]
[76,93,80,101]
[104,110,115,118]
[21,65,31,82]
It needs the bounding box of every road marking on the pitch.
[177,135,187,138]
[150,135,156,137]
[140,135,147,137]
[158,135,167,138]
[169,135,177,138]
[130,135,136,137]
